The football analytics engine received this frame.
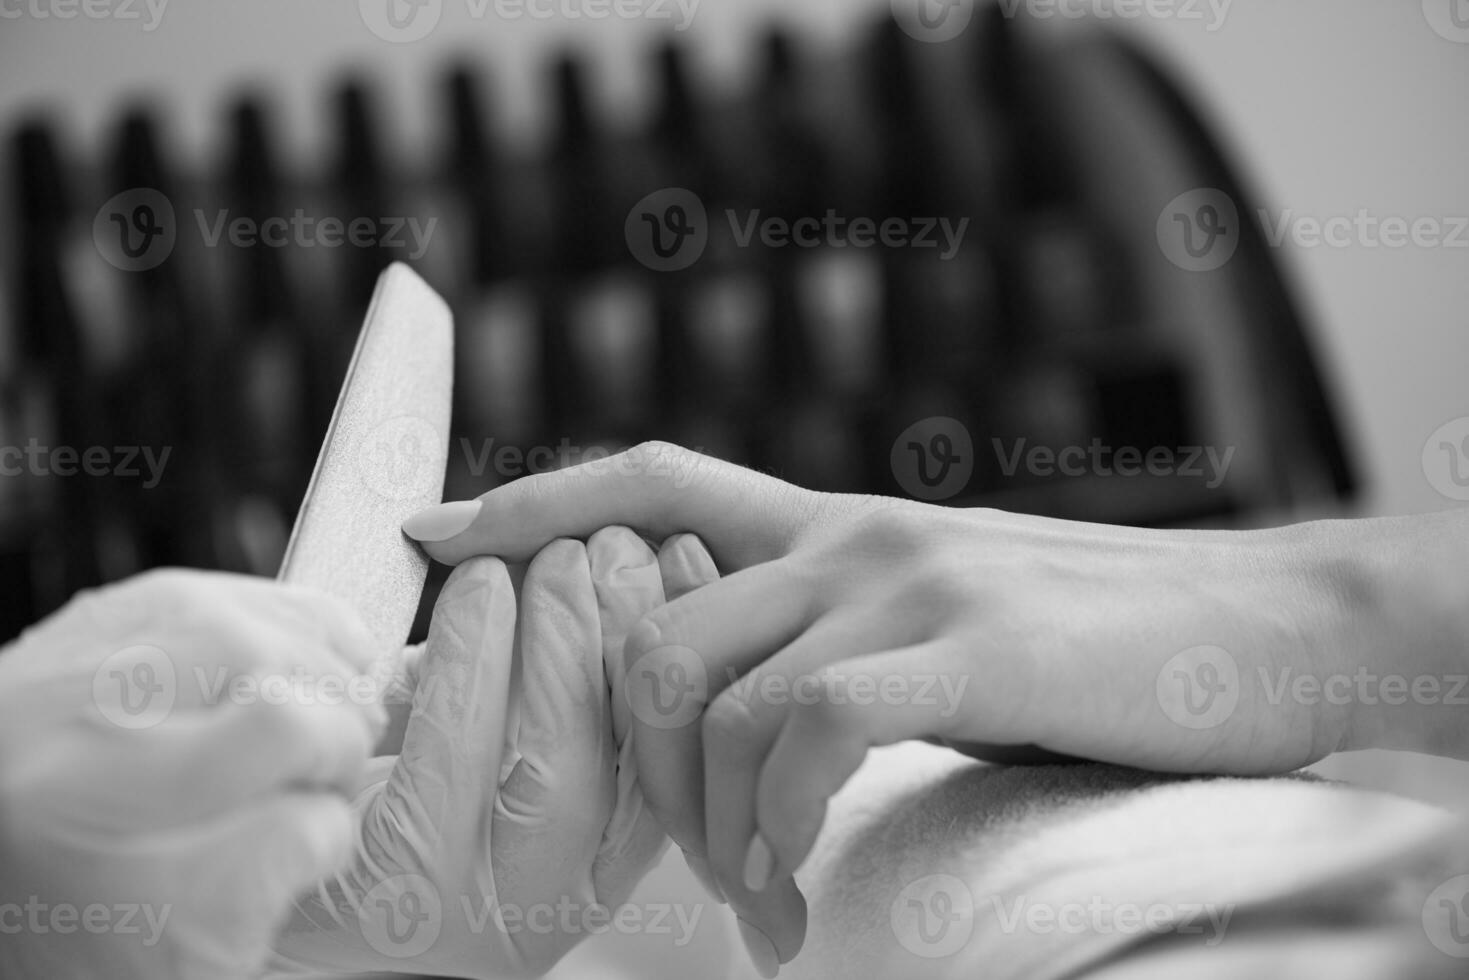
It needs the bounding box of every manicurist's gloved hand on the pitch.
[268,527,684,979]
[402,443,1469,977]
[0,569,387,980]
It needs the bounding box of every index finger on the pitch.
[401,443,816,571]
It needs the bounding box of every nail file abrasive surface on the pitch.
[277,263,453,655]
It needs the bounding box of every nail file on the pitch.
[277,262,453,657]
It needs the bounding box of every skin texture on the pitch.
[405,441,1469,973]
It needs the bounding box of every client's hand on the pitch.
[268,527,683,979]
[0,569,386,980]
[402,443,1468,976]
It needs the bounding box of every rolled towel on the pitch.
[781,742,1467,980]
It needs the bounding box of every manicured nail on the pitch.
[682,848,726,904]
[737,917,779,979]
[743,832,775,892]
[402,500,481,542]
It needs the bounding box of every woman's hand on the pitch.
[402,443,1468,975]
[0,569,386,980]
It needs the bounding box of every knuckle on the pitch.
[791,695,855,738]
[630,439,687,463]
[896,564,970,618]
[844,505,930,561]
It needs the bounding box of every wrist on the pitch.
[1291,514,1469,759]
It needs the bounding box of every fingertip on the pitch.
[524,536,590,582]
[401,498,483,545]
[436,553,511,605]
[589,523,650,550]
[757,796,827,896]
[657,533,720,600]
[623,613,666,663]
[733,879,807,967]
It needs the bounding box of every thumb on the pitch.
[401,443,819,571]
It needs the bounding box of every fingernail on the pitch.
[743,832,775,892]
[402,499,481,542]
[682,848,726,904]
[737,917,779,979]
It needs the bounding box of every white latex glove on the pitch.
[0,569,386,980]
[268,526,685,979]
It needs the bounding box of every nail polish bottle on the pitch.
[9,120,105,608]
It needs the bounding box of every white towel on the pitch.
[778,742,1468,980]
